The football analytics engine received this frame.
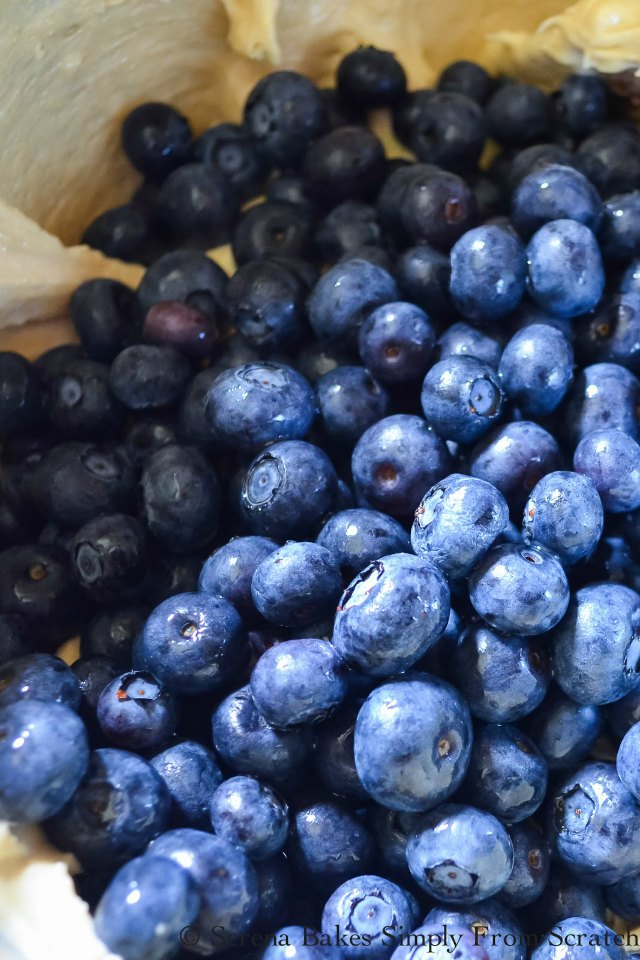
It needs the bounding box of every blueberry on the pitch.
[511,164,602,239]
[400,169,477,251]
[449,225,527,323]
[0,700,88,822]
[253,855,293,931]
[522,471,603,564]
[352,414,452,519]
[403,92,487,173]
[109,344,190,411]
[262,926,343,960]
[212,684,312,783]
[425,900,525,960]
[0,653,80,711]
[72,656,120,719]
[315,201,381,262]
[469,543,569,637]
[194,121,268,200]
[621,259,640,295]
[563,362,640,444]
[210,775,288,861]
[577,123,640,197]
[549,761,640,884]
[608,684,640,738]
[198,535,277,623]
[395,243,452,318]
[437,321,503,370]
[240,440,338,540]
[121,102,192,178]
[177,368,219,454]
[141,444,220,552]
[497,820,550,909]
[437,60,494,104]
[137,250,228,318]
[531,918,625,960]
[250,637,346,728]
[337,47,407,108]
[485,83,550,146]
[317,365,389,447]
[606,871,640,922]
[525,686,602,769]
[575,292,640,372]
[287,798,375,891]
[142,300,218,360]
[574,427,640,513]
[358,301,435,385]
[303,126,386,205]
[500,323,574,416]
[205,362,316,452]
[134,592,246,695]
[251,541,342,629]
[69,279,141,362]
[406,803,514,903]
[44,746,169,867]
[532,869,606,929]
[308,258,398,343]
[421,356,504,444]
[70,513,147,603]
[505,143,579,195]
[321,874,414,959]
[464,722,548,822]
[227,262,305,352]
[333,554,449,676]
[244,71,328,166]
[316,508,410,578]
[312,700,368,802]
[526,219,605,318]
[147,828,259,945]
[82,203,152,264]
[97,671,178,751]
[0,614,31,666]
[0,543,80,647]
[354,674,472,812]
[553,74,608,137]
[232,201,314,265]
[94,855,200,960]
[150,740,222,829]
[0,353,43,438]
[81,604,147,666]
[598,190,640,259]
[452,625,550,723]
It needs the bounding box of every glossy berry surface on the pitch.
[97,671,178,751]
[321,875,414,959]
[209,775,288,861]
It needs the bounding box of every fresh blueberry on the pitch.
[45,357,124,438]
[45,747,169,868]
[574,427,640,513]
[403,92,486,173]
[303,126,386,205]
[505,143,578,195]
[511,164,602,239]
[72,656,120,720]
[354,674,472,812]
[198,535,277,623]
[177,368,219,454]
[553,73,608,137]
[287,798,375,891]
[464,722,548,823]
[437,60,494,104]
[577,123,640,197]
[308,258,398,343]
[69,279,141,362]
[352,414,452,519]
[497,820,550,909]
[608,685,640,738]
[598,190,640,259]
[150,740,222,829]
[0,353,43,438]
[421,356,504,444]
[81,604,147,666]
[142,300,218,360]
[575,291,640,373]
[194,121,268,200]
[533,869,606,929]
[315,201,381,262]
[425,900,525,960]
[137,250,228,319]
[109,344,190,411]
[251,542,342,629]
[522,471,603,564]
[70,513,147,603]
[0,653,80,711]
[0,700,88,822]
[212,684,312,784]
[531,918,625,960]
[250,637,346,728]
[358,301,435,385]
[240,440,338,540]
[485,82,550,146]
[316,508,410,578]
[94,854,200,960]
[226,259,306,350]
[395,243,452,318]
[121,102,192,178]
[525,686,602,769]
[317,365,389,448]
[400,169,477,251]
[321,874,414,959]
[82,203,153,264]
[209,775,288,861]
[123,413,178,469]
[449,225,527,323]
[312,699,368,802]
[526,220,605,318]
[617,721,640,800]
[232,201,314,265]
[499,324,574,415]
[333,554,449,676]
[244,71,328,165]
[337,47,407,108]
[437,322,503,369]
[563,362,640,444]
[97,671,178,751]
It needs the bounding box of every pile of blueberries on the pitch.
[3,44,640,960]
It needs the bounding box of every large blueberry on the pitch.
[497,820,550,909]
[510,164,602,239]
[0,653,80,711]
[97,671,178,751]
[308,258,398,343]
[209,775,288,861]
[526,219,605,318]
[522,471,603,565]
[449,225,527,323]
[251,541,342,629]
[524,686,602,769]
[498,324,574,415]
[198,535,278,623]
[151,741,223,830]
[287,799,375,892]
[574,427,640,513]
[321,875,414,959]
[421,356,504,444]
[531,918,626,960]
[317,508,410,577]
[464,722,548,822]
[562,362,640,444]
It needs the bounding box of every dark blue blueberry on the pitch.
[209,775,288,861]
[405,92,486,173]
[505,143,578,195]
[563,362,640,444]
[358,301,435,385]
[94,854,199,960]
[151,740,222,829]
[211,684,312,784]
[121,102,192,178]
[449,225,527,323]
[333,554,449,676]
[511,164,602,239]
[142,300,218,360]
[621,259,640,295]
[287,798,375,892]
[523,470,603,564]
[525,686,602,769]
[497,820,550,909]
[617,721,640,800]
[531,868,606,929]
[437,60,494,104]
[437,322,503,369]
[400,169,477,251]
[141,444,220,552]
[412,474,509,580]
[337,46,406,108]
[46,358,124,439]
[464,722,548,822]
[354,675,472,812]
[366,806,421,882]
[134,592,246,695]
[395,243,452,318]
[599,191,640,259]
[0,653,80,711]
[226,259,306,350]
[266,173,319,214]
[469,543,569,637]
[232,201,314,266]
[244,71,328,165]
[109,344,190,411]
[70,513,147,603]
[45,747,169,868]
[426,901,525,960]
[0,353,43,438]
[251,541,342,629]
[549,762,640,884]
[97,671,178,751]
[250,637,346,728]
[308,258,398,343]
[312,699,368,802]
[177,368,219,454]
[198,535,277,623]
[469,420,562,512]
[194,122,268,200]
[526,219,605,318]
[137,250,228,318]
[72,656,120,719]
[205,362,315,452]
[606,871,640,921]
[0,614,31,667]
[485,82,550,146]
[147,827,259,942]
[553,74,608,137]
[574,427,640,513]
[0,700,88,822]
[531,918,625,960]
[499,323,574,415]
[253,855,292,931]
[351,414,452,519]
[240,440,338,540]
[317,365,389,447]
[69,279,141,362]
[81,604,147,666]
[406,803,514,903]
[82,203,152,263]
[421,356,504,444]
[303,126,386,205]
[452,625,550,723]
[123,413,178,469]
[321,874,414,960]
[577,123,640,197]
[508,300,575,340]
[575,292,640,372]
[315,201,381,262]
[263,926,343,960]
[316,508,410,578]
